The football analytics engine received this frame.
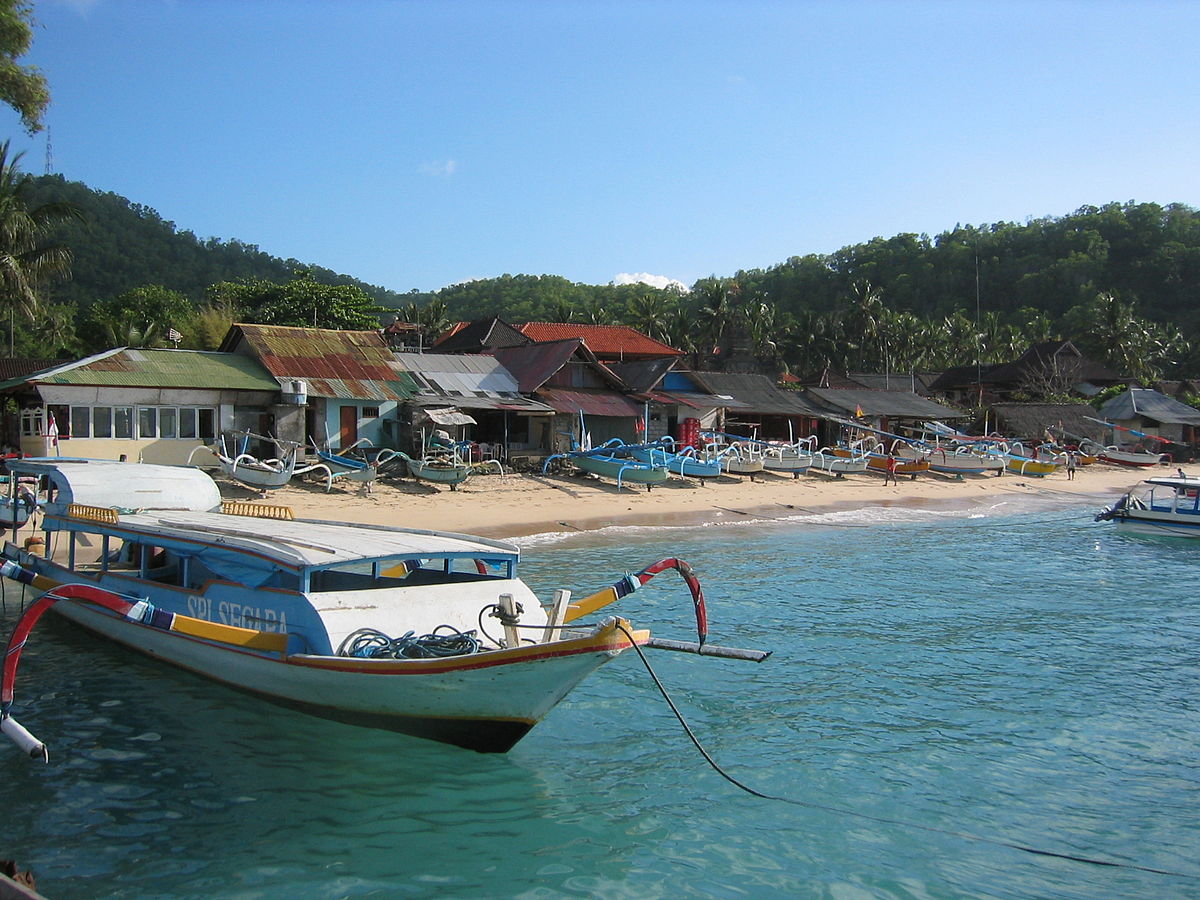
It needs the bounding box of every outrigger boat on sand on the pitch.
[1081,416,1170,468]
[698,434,765,478]
[0,459,765,762]
[544,440,670,491]
[626,438,723,480]
[1096,473,1200,537]
[189,432,321,492]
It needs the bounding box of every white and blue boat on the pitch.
[1096,474,1200,537]
[0,458,736,760]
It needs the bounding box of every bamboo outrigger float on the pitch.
[0,459,765,762]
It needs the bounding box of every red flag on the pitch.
[47,412,58,448]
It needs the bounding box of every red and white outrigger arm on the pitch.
[0,559,288,763]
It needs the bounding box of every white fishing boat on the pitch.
[189,432,321,491]
[760,438,815,478]
[699,437,765,477]
[0,459,764,762]
[1096,474,1200,537]
[809,447,870,477]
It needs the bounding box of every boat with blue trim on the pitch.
[1095,474,1200,537]
[0,458,738,760]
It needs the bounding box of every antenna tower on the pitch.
[44,126,53,174]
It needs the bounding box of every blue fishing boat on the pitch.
[544,440,670,490]
[0,458,760,761]
[626,438,723,480]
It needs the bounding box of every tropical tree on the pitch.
[0,1,49,133]
[0,141,80,329]
[1062,291,1182,383]
[83,284,193,352]
[627,290,675,344]
[212,271,386,330]
[692,277,739,353]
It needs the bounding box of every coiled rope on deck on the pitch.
[336,626,481,659]
[615,622,1198,881]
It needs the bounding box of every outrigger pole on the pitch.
[1082,415,1172,444]
[0,560,289,762]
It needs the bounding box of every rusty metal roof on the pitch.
[222,324,418,402]
[516,322,682,359]
[537,388,644,417]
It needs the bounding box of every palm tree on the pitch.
[0,141,81,325]
[627,290,674,344]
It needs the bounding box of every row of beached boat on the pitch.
[185,431,504,493]
[541,417,1173,490]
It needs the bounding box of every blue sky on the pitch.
[7,0,1198,294]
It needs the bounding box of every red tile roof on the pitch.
[515,323,682,359]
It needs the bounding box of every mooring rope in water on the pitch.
[615,623,1198,880]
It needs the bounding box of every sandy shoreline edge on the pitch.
[223,463,1148,540]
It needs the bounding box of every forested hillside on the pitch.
[12,171,1200,387]
[24,175,408,310]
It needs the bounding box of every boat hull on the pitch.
[1109,511,1200,538]
[1004,457,1059,477]
[629,448,722,479]
[810,453,869,475]
[50,597,643,753]
[408,461,473,485]
[572,453,669,484]
[1100,449,1166,468]
[898,447,1003,475]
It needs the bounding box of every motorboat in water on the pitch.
[1096,474,1200,537]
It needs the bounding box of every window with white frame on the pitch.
[66,405,218,440]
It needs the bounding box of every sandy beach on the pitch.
[226,462,1150,539]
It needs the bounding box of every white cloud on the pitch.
[420,159,458,177]
[612,272,688,292]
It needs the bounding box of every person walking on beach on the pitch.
[1066,450,1077,480]
[885,454,898,486]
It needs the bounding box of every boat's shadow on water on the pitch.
[4,617,651,898]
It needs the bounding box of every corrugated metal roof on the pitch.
[394,352,522,393]
[805,387,966,419]
[516,323,682,358]
[432,317,532,352]
[0,357,69,383]
[493,340,587,392]
[224,324,417,401]
[1100,388,1200,425]
[690,372,824,416]
[537,388,644,417]
[0,348,279,391]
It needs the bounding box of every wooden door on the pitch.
[338,406,358,449]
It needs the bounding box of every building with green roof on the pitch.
[0,348,284,464]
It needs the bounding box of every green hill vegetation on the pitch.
[10,170,1200,386]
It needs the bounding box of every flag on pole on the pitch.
[167,327,182,345]
[47,411,59,455]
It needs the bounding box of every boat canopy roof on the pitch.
[7,458,222,514]
[58,508,520,573]
[1143,476,1200,490]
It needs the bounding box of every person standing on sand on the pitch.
[1066,450,1077,480]
[885,454,898,486]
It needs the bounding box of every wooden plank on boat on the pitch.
[67,504,119,524]
[221,500,295,521]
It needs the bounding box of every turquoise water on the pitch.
[2,494,1198,899]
